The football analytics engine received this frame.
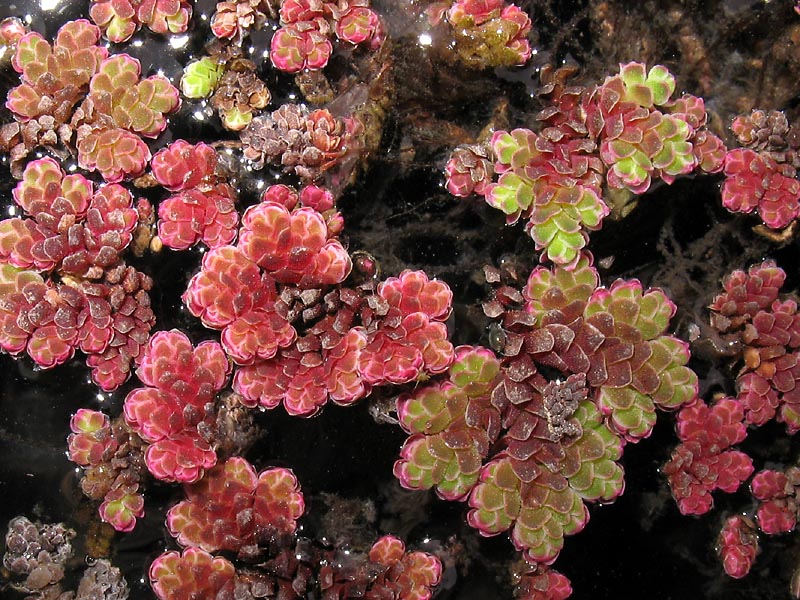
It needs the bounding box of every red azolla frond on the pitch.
[359,312,454,386]
[81,263,156,391]
[82,183,138,262]
[124,330,230,482]
[717,515,759,579]
[675,397,748,447]
[0,219,48,271]
[664,398,754,515]
[737,372,780,426]
[136,330,230,402]
[325,328,368,405]
[261,183,299,209]
[514,564,573,600]
[149,548,235,600]
[220,306,297,366]
[90,0,191,43]
[270,23,333,73]
[67,408,117,466]
[157,185,239,250]
[151,140,218,192]
[10,19,106,101]
[377,270,453,320]
[0,271,83,368]
[234,355,291,410]
[445,143,495,198]
[99,484,144,533]
[710,260,785,325]
[145,435,217,483]
[13,157,93,221]
[238,202,351,286]
[751,468,799,535]
[76,126,152,183]
[166,457,304,553]
[721,148,800,229]
[367,535,442,600]
[184,245,274,330]
[336,7,382,46]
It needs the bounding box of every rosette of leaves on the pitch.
[366,535,442,600]
[358,269,455,386]
[237,187,352,286]
[270,0,384,73]
[72,53,181,182]
[466,399,623,564]
[151,140,240,250]
[484,128,608,268]
[663,397,753,516]
[519,253,697,441]
[184,245,297,366]
[717,515,759,580]
[708,260,800,431]
[149,547,236,600]
[720,109,800,230]
[166,457,305,555]
[394,345,502,501]
[0,157,139,279]
[513,562,573,600]
[751,467,800,535]
[123,330,231,483]
[90,0,192,43]
[2,19,108,174]
[392,252,694,566]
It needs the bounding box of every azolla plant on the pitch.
[3,1,800,599]
[446,61,726,268]
[392,252,696,590]
[664,260,800,582]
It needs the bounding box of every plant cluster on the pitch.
[393,252,696,592]
[181,40,273,131]
[89,0,192,43]
[68,408,147,532]
[426,0,532,69]
[184,182,454,417]
[1,19,180,181]
[0,157,155,390]
[149,456,442,600]
[151,140,239,250]
[123,329,231,484]
[664,260,800,579]
[445,62,726,268]
[240,104,363,183]
[269,0,384,73]
[720,109,800,231]
[5,2,800,599]
[3,516,129,599]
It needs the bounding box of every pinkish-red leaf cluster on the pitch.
[123,330,231,483]
[269,0,384,73]
[152,140,239,251]
[663,397,753,515]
